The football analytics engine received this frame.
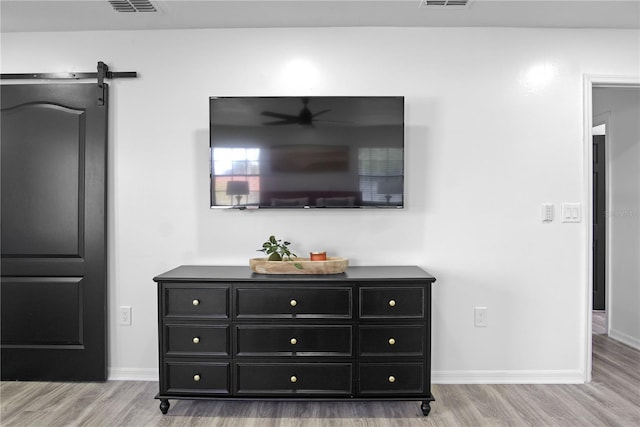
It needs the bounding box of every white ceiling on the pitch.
[1,0,639,33]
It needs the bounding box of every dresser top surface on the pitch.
[154,265,435,283]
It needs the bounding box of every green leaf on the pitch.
[269,235,277,244]
[294,263,303,270]
[268,252,282,261]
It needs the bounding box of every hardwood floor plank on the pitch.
[460,383,531,422]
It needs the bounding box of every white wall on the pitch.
[2,27,639,382]
[593,87,640,350]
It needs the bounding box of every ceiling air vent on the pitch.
[420,0,471,8]
[108,0,157,13]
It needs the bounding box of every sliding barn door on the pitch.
[1,83,108,381]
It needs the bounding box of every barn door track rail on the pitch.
[1,61,137,106]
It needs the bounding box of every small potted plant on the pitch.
[258,235,298,261]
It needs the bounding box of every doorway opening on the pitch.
[585,76,640,382]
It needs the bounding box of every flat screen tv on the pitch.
[209,96,404,209]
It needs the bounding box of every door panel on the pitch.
[1,103,84,257]
[593,135,606,311]
[1,277,83,345]
[1,83,107,381]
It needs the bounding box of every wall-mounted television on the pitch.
[209,96,404,209]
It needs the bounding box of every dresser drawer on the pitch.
[165,324,230,357]
[164,285,229,319]
[358,363,424,395]
[235,325,352,356]
[359,325,424,357]
[235,287,352,319]
[359,287,424,319]
[235,363,352,395]
[164,361,230,395]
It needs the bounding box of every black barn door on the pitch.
[1,83,108,380]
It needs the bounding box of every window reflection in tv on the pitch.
[209,96,404,209]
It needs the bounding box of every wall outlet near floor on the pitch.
[119,306,132,326]
[474,307,488,327]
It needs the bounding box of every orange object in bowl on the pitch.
[310,251,327,261]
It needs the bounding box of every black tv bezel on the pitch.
[209,96,405,210]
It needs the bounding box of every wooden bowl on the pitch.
[249,257,348,275]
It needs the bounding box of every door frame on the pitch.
[582,74,639,382]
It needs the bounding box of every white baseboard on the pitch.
[108,367,159,381]
[432,369,584,384]
[609,328,640,350]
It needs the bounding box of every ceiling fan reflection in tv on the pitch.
[261,97,331,126]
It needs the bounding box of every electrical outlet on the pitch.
[119,306,132,326]
[474,307,487,327]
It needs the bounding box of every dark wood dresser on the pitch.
[153,265,436,415]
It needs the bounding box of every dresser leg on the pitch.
[159,399,170,414]
[420,400,431,416]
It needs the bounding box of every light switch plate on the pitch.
[541,203,554,222]
[562,203,582,223]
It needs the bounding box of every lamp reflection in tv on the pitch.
[377,177,403,205]
[226,181,250,206]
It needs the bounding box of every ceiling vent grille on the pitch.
[420,0,471,8]
[108,0,157,13]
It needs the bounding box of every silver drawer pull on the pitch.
[290,299,297,307]
[388,299,396,307]
[193,374,201,382]
[388,338,396,345]
[290,338,297,345]
[192,299,200,306]
[388,375,396,383]
[192,337,200,344]
[290,375,297,383]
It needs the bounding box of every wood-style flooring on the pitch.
[592,311,606,335]
[2,319,639,426]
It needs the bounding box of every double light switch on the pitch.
[541,203,582,223]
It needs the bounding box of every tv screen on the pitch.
[209,96,404,209]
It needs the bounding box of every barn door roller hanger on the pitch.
[0,61,137,106]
